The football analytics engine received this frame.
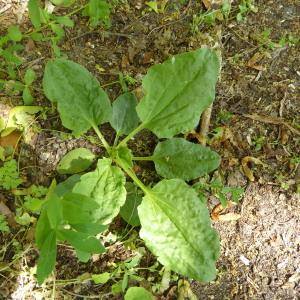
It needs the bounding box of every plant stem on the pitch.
[101,80,120,88]
[92,125,110,151]
[115,158,149,195]
[132,156,154,161]
[118,123,145,147]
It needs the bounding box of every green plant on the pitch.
[236,0,257,22]
[193,174,244,207]
[0,214,9,232]
[191,0,231,33]
[0,159,23,190]
[124,286,154,299]
[145,1,168,14]
[82,0,111,27]
[36,48,221,285]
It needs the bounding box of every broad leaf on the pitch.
[57,148,95,174]
[71,223,107,235]
[55,174,81,197]
[120,183,142,226]
[153,138,221,180]
[138,179,219,282]
[116,146,133,169]
[137,49,220,138]
[43,59,112,136]
[45,193,63,229]
[125,287,154,300]
[58,229,105,254]
[35,209,52,248]
[36,230,57,285]
[61,192,99,224]
[111,92,140,135]
[73,158,126,224]
[76,250,91,262]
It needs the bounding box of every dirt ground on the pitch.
[0,0,300,299]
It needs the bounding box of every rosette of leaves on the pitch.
[38,48,221,284]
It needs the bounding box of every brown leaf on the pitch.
[247,52,265,71]
[0,195,16,228]
[0,130,22,149]
[211,201,240,221]
[241,156,264,182]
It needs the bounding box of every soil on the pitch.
[0,0,300,299]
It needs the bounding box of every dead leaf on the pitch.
[25,39,35,53]
[247,52,265,71]
[241,156,264,182]
[0,195,16,228]
[0,130,22,149]
[202,0,227,9]
[212,201,241,221]
[121,55,130,70]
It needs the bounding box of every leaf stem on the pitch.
[118,123,145,147]
[92,125,110,151]
[115,158,149,195]
[132,156,154,161]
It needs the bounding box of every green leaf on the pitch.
[7,26,23,42]
[152,138,221,180]
[58,229,105,254]
[137,49,220,138]
[91,272,111,284]
[22,87,34,105]
[76,250,91,262]
[35,209,52,248]
[61,192,99,224]
[50,23,65,42]
[43,59,112,136]
[124,287,154,300]
[1,106,42,137]
[54,16,74,27]
[24,68,36,85]
[111,92,140,135]
[23,197,44,212]
[30,32,43,41]
[116,146,133,169]
[0,214,9,232]
[138,179,219,282]
[36,230,57,285]
[120,183,142,226]
[45,193,63,229]
[146,1,159,13]
[50,0,76,7]
[28,0,41,29]
[73,158,126,224]
[71,223,107,235]
[57,148,95,174]
[111,281,123,295]
[0,159,22,189]
[83,0,111,27]
[55,174,81,197]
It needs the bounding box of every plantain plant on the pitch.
[36,48,221,284]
